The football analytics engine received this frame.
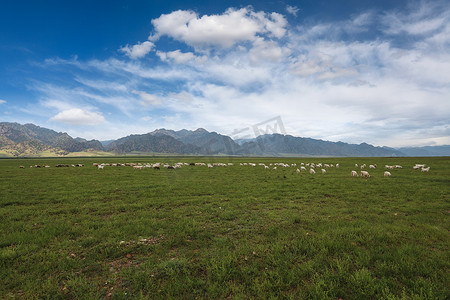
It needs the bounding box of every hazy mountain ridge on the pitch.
[1,122,449,157]
[238,135,404,157]
[0,122,104,155]
[396,145,450,157]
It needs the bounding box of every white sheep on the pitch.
[321,169,326,174]
[421,167,430,172]
[384,171,391,177]
[361,171,370,178]
[351,170,358,177]
[310,168,316,174]
[296,169,300,174]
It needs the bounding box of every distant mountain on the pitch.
[3,122,448,157]
[106,133,198,154]
[239,134,405,157]
[0,122,104,155]
[397,145,450,157]
[150,128,240,155]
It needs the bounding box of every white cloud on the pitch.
[286,5,299,17]
[156,50,202,64]
[249,38,291,64]
[120,41,154,59]
[150,7,287,49]
[0,99,6,104]
[132,90,162,106]
[50,108,105,125]
[381,1,449,36]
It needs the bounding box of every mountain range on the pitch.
[0,122,448,157]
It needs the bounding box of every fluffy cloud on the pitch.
[50,108,105,125]
[0,99,6,104]
[150,7,287,49]
[120,41,154,59]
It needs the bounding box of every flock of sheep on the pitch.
[21,161,431,179]
[350,163,431,178]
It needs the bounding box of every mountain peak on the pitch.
[194,128,208,133]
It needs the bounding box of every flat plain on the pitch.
[1,156,449,299]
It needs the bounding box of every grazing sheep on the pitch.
[369,165,376,169]
[321,169,326,174]
[310,168,316,174]
[296,169,300,174]
[97,165,104,169]
[384,171,391,177]
[421,167,430,172]
[351,170,358,177]
[361,171,370,178]
[414,164,426,170]
[361,164,366,169]
[355,164,358,167]
[300,166,306,171]
[336,163,339,168]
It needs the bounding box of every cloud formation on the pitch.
[286,5,299,16]
[31,2,450,146]
[0,99,6,104]
[132,90,163,106]
[149,7,287,49]
[50,108,105,125]
[120,41,154,59]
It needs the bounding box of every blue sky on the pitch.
[0,0,449,147]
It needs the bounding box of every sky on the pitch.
[0,0,449,147]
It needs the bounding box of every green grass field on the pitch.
[1,157,449,299]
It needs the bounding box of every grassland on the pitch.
[1,156,449,299]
